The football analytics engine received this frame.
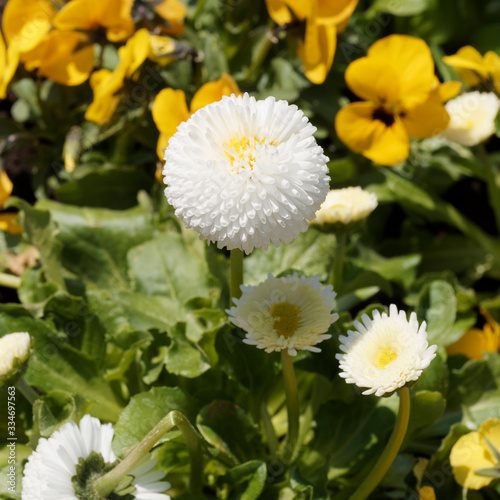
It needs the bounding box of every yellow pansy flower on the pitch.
[447,308,500,360]
[150,0,187,35]
[152,73,241,159]
[85,29,151,125]
[19,0,135,87]
[443,46,500,93]
[266,0,358,84]
[450,418,500,490]
[335,35,456,166]
[0,0,56,97]
[0,171,22,235]
[53,0,134,43]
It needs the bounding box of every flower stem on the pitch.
[16,376,38,405]
[94,410,203,497]
[0,272,21,289]
[280,351,300,462]
[329,231,346,292]
[477,144,500,235]
[349,387,411,500]
[261,400,279,456]
[229,248,244,304]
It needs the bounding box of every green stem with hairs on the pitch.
[16,376,38,405]
[261,401,279,456]
[349,387,411,500]
[94,410,203,497]
[0,272,21,289]
[229,248,244,304]
[329,231,346,292]
[477,144,500,235]
[280,351,300,462]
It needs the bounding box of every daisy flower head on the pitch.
[227,274,338,356]
[443,91,500,146]
[336,305,437,397]
[0,332,30,383]
[22,414,171,500]
[163,93,330,254]
[311,187,378,226]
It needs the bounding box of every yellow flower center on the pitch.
[269,302,301,338]
[376,347,398,369]
[223,136,266,172]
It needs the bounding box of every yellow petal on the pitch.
[485,51,500,93]
[447,328,491,360]
[54,0,133,42]
[335,101,409,166]
[368,35,435,109]
[479,418,500,460]
[0,170,13,206]
[345,56,401,103]
[419,486,436,500]
[283,0,311,19]
[157,133,170,160]
[0,213,23,235]
[0,39,20,99]
[316,0,358,28]
[120,28,150,77]
[22,31,94,86]
[443,46,488,88]
[450,431,497,489]
[437,81,462,102]
[154,0,187,24]
[85,69,121,125]
[149,35,176,65]
[401,94,449,139]
[191,74,241,113]
[152,88,189,140]
[2,0,55,52]
[298,11,336,85]
[265,0,293,24]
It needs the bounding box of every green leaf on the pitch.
[404,391,446,445]
[370,0,430,16]
[55,168,154,210]
[416,280,457,346]
[245,230,335,285]
[463,389,500,426]
[197,400,264,465]
[0,304,123,421]
[164,323,211,378]
[112,387,199,454]
[35,200,154,290]
[127,231,213,304]
[11,199,65,289]
[224,461,267,500]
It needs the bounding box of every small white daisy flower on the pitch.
[443,91,500,146]
[336,305,437,397]
[311,187,378,225]
[227,274,338,356]
[0,332,30,382]
[22,414,171,500]
[163,93,330,254]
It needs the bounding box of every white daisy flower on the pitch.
[311,187,378,225]
[336,305,437,397]
[227,274,338,356]
[22,414,171,500]
[0,332,31,382]
[443,91,500,146]
[163,93,330,254]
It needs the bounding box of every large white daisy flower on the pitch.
[22,414,171,500]
[311,187,378,225]
[163,93,330,254]
[0,332,30,383]
[227,274,338,356]
[336,305,437,397]
[443,91,500,146]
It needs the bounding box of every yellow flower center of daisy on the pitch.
[224,136,266,172]
[269,302,301,338]
[376,347,398,369]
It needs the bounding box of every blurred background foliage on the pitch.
[1,0,500,499]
